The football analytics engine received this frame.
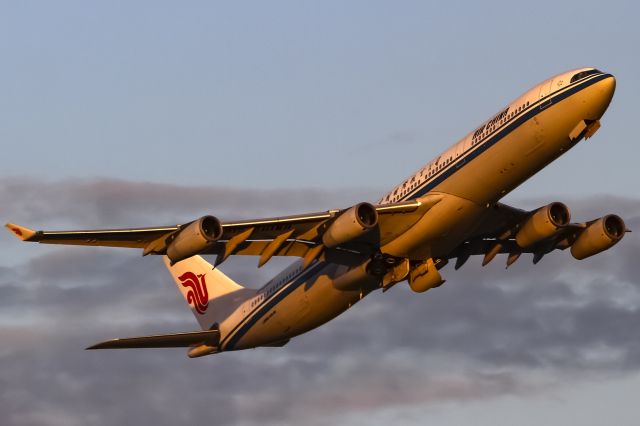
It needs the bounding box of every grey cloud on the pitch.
[1,178,640,425]
[0,177,381,229]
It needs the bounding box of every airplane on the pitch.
[5,67,627,358]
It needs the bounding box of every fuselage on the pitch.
[219,68,616,351]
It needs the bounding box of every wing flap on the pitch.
[86,329,220,350]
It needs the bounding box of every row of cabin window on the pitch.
[264,268,301,296]
[473,101,531,145]
[412,156,455,188]
[383,154,457,203]
[385,121,535,203]
[251,293,265,307]
[385,96,533,203]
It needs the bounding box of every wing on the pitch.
[446,201,626,269]
[6,197,442,267]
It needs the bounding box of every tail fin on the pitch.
[163,255,254,330]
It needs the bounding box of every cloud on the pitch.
[1,178,639,425]
[0,177,381,228]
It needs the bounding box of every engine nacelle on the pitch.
[515,202,570,248]
[570,215,626,260]
[322,202,378,248]
[166,215,223,264]
[408,258,444,293]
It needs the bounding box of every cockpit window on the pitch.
[570,69,601,83]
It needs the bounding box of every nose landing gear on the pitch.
[367,253,448,293]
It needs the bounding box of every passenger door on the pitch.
[538,78,553,100]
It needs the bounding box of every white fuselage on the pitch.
[219,68,616,351]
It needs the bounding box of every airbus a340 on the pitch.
[6,68,626,358]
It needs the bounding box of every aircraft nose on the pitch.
[589,74,616,119]
[601,74,616,102]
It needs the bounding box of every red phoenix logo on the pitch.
[178,272,209,315]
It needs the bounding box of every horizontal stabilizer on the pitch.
[86,329,220,350]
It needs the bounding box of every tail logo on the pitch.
[178,272,209,315]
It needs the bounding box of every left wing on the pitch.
[6,197,441,267]
[446,201,628,269]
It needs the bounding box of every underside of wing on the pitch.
[447,201,628,269]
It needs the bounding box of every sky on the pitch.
[1,1,640,425]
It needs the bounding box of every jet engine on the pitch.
[515,202,570,248]
[408,258,444,293]
[322,202,378,248]
[570,215,626,260]
[166,215,223,264]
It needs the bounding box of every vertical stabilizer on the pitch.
[163,255,253,330]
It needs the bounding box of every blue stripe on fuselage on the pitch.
[222,261,327,350]
[397,73,611,202]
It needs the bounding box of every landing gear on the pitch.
[367,253,402,277]
[365,253,411,291]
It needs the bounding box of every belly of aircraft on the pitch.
[228,263,363,350]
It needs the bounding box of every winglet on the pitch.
[5,223,37,241]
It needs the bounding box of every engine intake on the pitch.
[322,202,378,248]
[571,214,626,260]
[166,215,223,264]
[516,202,570,248]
